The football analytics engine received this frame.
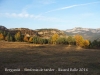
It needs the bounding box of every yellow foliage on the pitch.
[75,34,90,47]
[29,37,33,43]
[51,33,59,44]
[74,34,84,47]
[15,31,21,41]
[0,33,4,40]
[83,40,90,47]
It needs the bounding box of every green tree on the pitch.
[33,36,38,44]
[5,32,10,41]
[67,36,73,45]
[91,40,99,48]
[3,31,7,40]
[5,33,14,42]
[10,36,13,41]
[42,39,48,44]
[57,37,68,44]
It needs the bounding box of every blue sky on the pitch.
[0,0,100,30]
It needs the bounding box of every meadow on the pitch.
[0,41,100,75]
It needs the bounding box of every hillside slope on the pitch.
[64,27,100,41]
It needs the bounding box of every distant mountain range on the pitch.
[0,25,100,41]
[64,27,100,41]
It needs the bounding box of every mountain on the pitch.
[0,25,66,39]
[0,25,8,31]
[9,28,37,36]
[0,25,100,41]
[64,27,100,41]
[9,28,66,38]
[36,29,66,39]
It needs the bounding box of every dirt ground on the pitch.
[0,41,100,75]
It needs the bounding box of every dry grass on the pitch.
[0,41,100,75]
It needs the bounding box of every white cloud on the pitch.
[0,12,65,22]
[45,1,100,13]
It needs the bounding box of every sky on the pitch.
[0,0,100,30]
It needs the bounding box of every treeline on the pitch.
[0,30,100,49]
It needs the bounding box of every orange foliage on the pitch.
[23,36,29,42]
[29,37,33,43]
[83,40,90,47]
[0,33,4,40]
[75,34,90,47]
[74,34,84,47]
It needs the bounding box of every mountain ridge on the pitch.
[0,25,100,41]
[65,27,100,41]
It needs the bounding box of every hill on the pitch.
[36,28,66,39]
[64,27,100,41]
[0,25,66,39]
[1,25,100,41]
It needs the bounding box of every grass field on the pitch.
[0,41,100,75]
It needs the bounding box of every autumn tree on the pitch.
[29,37,33,43]
[74,34,84,47]
[23,35,29,42]
[0,33,4,40]
[83,40,90,48]
[51,33,59,44]
[75,34,90,47]
[15,31,22,42]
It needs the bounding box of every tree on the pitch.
[91,40,99,48]
[67,36,73,45]
[15,31,22,42]
[57,37,68,44]
[23,35,29,42]
[51,33,59,44]
[29,37,33,43]
[0,33,4,40]
[10,36,13,41]
[42,39,48,44]
[33,36,38,44]
[5,32,14,42]
[3,31,7,40]
[5,32,10,41]
[83,40,90,48]
[74,34,84,47]
[74,34,90,48]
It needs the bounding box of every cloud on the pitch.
[45,1,100,13]
[0,12,65,22]
[3,12,37,18]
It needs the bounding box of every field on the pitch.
[0,41,100,75]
